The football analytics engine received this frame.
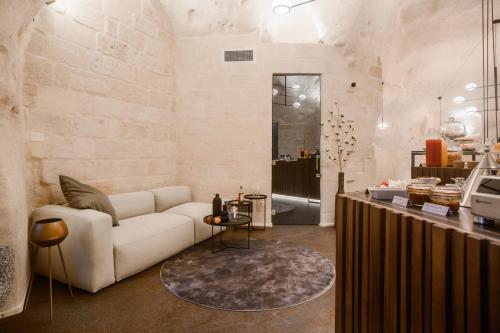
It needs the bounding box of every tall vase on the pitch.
[337,171,345,194]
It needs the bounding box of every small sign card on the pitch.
[422,202,450,216]
[392,196,409,207]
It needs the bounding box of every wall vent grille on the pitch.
[224,50,254,62]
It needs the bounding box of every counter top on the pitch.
[345,191,500,243]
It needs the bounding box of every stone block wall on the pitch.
[23,0,177,207]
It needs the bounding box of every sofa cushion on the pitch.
[59,175,119,226]
[150,186,192,212]
[165,202,221,243]
[112,213,194,281]
[109,191,154,221]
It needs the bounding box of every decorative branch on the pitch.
[321,101,357,172]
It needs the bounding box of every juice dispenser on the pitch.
[426,128,447,167]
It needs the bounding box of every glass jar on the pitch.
[443,117,466,140]
[447,141,463,167]
[407,184,433,206]
[426,128,448,167]
[430,187,463,213]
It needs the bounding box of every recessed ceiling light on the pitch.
[293,102,301,108]
[299,94,306,100]
[292,84,300,90]
[466,106,478,112]
[273,88,278,96]
[454,96,465,104]
[465,82,478,91]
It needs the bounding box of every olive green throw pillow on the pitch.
[59,175,119,226]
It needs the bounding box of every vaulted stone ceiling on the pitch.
[160,0,481,58]
[160,0,366,46]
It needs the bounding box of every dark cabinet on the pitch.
[272,156,320,199]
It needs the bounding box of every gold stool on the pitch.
[24,218,74,322]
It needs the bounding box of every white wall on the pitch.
[176,32,382,226]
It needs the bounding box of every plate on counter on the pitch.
[369,187,408,200]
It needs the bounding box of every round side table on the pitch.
[25,218,74,322]
[204,214,252,254]
[244,194,268,229]
[226,199,253,229]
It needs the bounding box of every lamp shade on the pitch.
[29,218,68,247]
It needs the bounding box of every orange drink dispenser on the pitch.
[425,128,447,167]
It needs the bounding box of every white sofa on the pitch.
[31,185,218,293]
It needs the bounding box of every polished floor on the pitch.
[0,225,336,333]
[272,195,321,225]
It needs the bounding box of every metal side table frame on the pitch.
[243,194,268,229]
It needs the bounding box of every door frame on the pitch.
[271,73,322,224]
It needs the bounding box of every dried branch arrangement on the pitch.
[322,102,357,172]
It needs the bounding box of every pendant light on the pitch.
[377,81,388,129]
[438,96,443,132]
[272,0,318,15]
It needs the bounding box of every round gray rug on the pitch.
[160,239,335,311]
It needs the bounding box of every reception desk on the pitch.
[335,192,500,333]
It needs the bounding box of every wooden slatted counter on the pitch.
[335,192,500,333]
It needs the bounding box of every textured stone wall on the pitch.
[0,0,42,319]
[176,32,381,226]
[23,0,177,207]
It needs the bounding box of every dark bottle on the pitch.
[212,194,222,217]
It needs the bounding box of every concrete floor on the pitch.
[0,225,336,333]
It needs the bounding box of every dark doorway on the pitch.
[271,74,321,225]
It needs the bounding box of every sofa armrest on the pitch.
[150,186,192,212]
[32,205,115,293]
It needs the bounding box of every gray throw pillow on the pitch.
[59,175,119,226]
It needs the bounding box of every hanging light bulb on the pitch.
[299,94,306,100]
[465,82,478,91]
[293,102,301,108]
[454,96,465,104]
[272,88,278,96]
[377,81,388,130]
[377,122,389,130]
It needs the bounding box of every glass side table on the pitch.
[204,214,251,254]
[244,194,268,229]
[226,199,253,230]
